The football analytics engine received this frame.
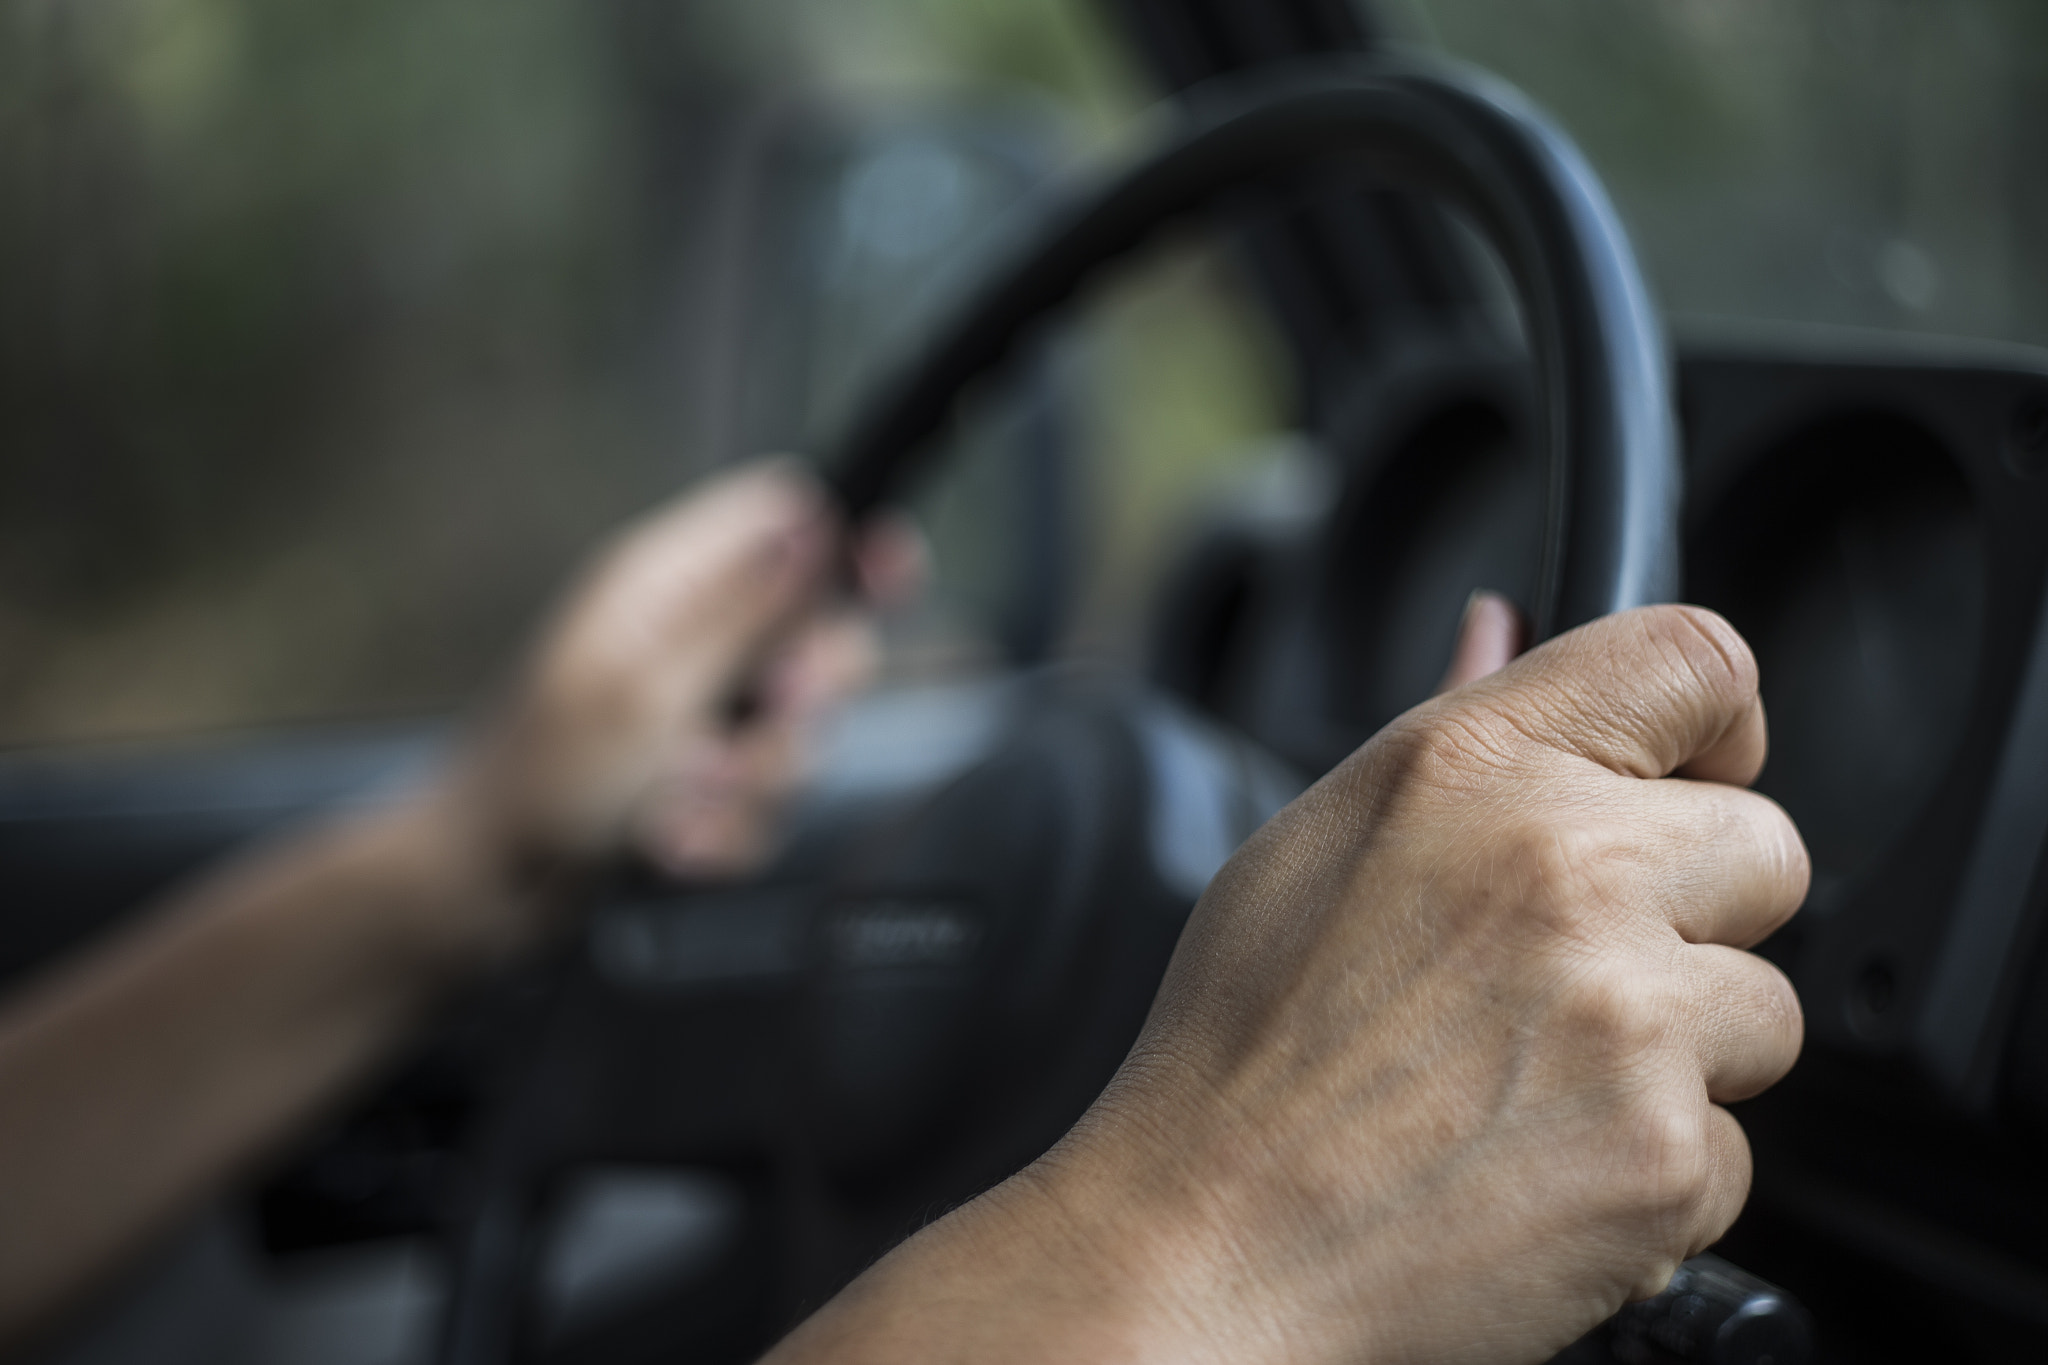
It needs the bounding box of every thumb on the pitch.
[1460,604,1769,785]
[679,495,840,704]
[577,461,841,711]
[1435,591,1526,695]
[481,462,839,865]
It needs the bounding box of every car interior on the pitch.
[4,1,2048,1363]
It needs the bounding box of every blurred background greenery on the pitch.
[1,0,2043,744]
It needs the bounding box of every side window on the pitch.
[0,0,666,743]
[0,0,1288,746]
[1409,0,2048,344]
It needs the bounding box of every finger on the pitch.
[1689,1103,1754,1257]
[853,512,929,608]
[1685,945,1804,1104]
[1466,605,1768,784]
[759,613,880,723]
[635,725,803,878]
[608,459,831,605]
[566,461,842,717]
[652,465,840,668]
[636,783,781,878]
[1677,694,1768,789]
[1624,1103,1753,1302]
[1435,590,1526,695]
[1632,782,1810,948]
[640,620,868,873]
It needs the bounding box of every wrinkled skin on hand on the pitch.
[1088,603,1806,1361]
[769,605,1808,1365]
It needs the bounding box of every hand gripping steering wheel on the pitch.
[438,54,1682,1365]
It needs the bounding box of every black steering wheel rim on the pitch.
[827,53,1679,639]
[440,56,1681,1365]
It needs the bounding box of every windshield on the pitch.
[1,0,2040,746]
[1410,0,2048,346]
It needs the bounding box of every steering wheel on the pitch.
[437,54,1677,1365]
[830,55,1677,634]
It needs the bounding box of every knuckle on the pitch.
[1617,1090,1717,1223]
[1401,704,1527,783]
[1353,705,1532,816]
[1710,792,1813,931]
[1650,604,1759,708]
[1731,789,1808,879]
[1767,801,1815,909]
[1750,959,1806,1055]
[1560,959,1677,1065]
[1504,817,1626,942]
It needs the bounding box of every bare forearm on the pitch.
[0,465,851,1345]
[0,787,527,1343]
[760,1133,1279,1365]
[761,1177,1150,1365]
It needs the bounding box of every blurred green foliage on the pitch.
[0,0,653,737]
[1,0,2043,742]
[1404,0,2048,339]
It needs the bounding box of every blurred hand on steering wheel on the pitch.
[454,458,920,901]
[0,458,911,1344]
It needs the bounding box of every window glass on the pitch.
[1,0,663,741]
[7,0,2038,746]
[0,0,1287,744]
[1403,0,2048,345]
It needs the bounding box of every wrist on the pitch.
[1011,1111,1302,1365]
[324,780,576,983]
[765,1109,1296,1365]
